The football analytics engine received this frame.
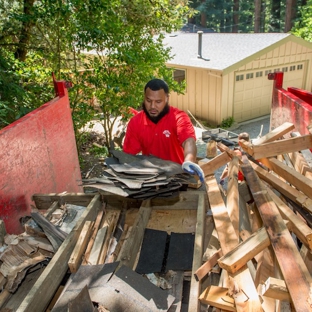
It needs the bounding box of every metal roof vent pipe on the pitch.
[197,31,203,59]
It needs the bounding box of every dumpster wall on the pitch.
[0,82,82,234]
[270,72,312,138]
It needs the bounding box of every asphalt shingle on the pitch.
[163,32,291,71]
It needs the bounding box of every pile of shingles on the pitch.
[82,150,198,199]
[196,121,312,312]
[0,204,82,309]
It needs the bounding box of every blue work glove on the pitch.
[182,161,205,183]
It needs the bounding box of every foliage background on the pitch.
[0,0,311,162]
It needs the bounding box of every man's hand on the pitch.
[182,161,205,183]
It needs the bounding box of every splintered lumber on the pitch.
[241,155,312,311]
[18,194,102,312]
[82,206,105,265]
[200,152,231,177]
[217,227,270,274]
[44,201,59,219]
[226,156,240,238]
[240,134,312,159]
[98,209,120,264]
[194,248,223,281]
[188,192,206,312]
[250,160,312,214]
[260,157,312,199]
[199,285,236,311]
[30,212,67,251]
[117,199,152,270]
[87,226,107,265]
[251,122,295,145]
[204,175,263,311]
[265,187,312,250]
[258,277,290,302]
[68,220,93,273]
[106,224,129,263]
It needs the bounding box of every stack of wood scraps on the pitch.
[0,202,88,311]
[197,121,312,311]
[82,151,198,199]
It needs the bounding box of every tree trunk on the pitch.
[14,0,35,61]
[254,0,261,33]
[285,0,295,32]
[232,0,239,33]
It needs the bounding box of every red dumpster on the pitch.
[269,71,312,138]
[0,76,82,234]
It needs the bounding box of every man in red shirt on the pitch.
[123,78,204,182]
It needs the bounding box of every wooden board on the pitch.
[17,194,102,312]
[241,156,312,311]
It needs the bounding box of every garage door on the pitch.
[233,63,305,123]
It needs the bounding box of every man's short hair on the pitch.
[144,79,169,95]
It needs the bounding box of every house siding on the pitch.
[170,67,222,126]
[169,37,312,125]
[232,40,312,122]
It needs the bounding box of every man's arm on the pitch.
[182,137,197,163]
[182,138,205,182]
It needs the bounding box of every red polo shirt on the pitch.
[123,107,196,164]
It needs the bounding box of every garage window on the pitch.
[256,71,263,78]
[297,64,303,70]
[290,65,296,71]
[282,67,288,72]
[236,74,244,81]
[246,73,254,79]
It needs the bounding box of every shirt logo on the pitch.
[163,130,171,138]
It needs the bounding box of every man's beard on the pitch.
[143,102,170,124]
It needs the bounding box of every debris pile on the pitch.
[197,121,312,311]
[82,150,198,199]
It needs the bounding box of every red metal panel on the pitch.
[0,82,82,234]
[270,72,312,138]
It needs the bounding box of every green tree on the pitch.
[0,0,194,153]
[292,0,312,42]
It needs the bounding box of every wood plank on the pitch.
[226,156,240,238]
[17,194,102,312]
[98,209,120,264]
[68,220,93,273]
[258,277,290,302]
[88,226,108,265]
[204,175,263,311]
[218,227,270,274]
[117,199,152,270]
[44,201,59,220]
[241,134,312,159]
[106,224,129,263]
[194,248,223,281]
[260,157,312,200]
[82,207,105,265]
[251,122,295,145]
[32,193,96,210]
[168,271,184,312]
[188,193,206,312]
[250,160,312,214]
[199,152,231,177]
[241,156,312,311]
[266,186,312,250]
[199,285,236,311]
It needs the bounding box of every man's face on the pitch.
[144,88,169,118]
